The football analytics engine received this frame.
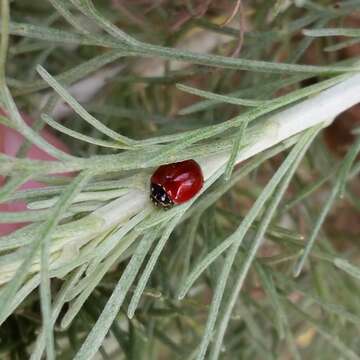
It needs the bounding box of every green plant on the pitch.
[1,1,360,359]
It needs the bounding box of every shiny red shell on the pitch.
[150,159,204,207]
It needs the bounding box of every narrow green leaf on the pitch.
[60,232,140,329]
[127,213,184,318]
[30,266,87,360]
[208,128,319,360]
[224,119,249,181]
[48,0,90,35]
[0,85,74,161]
[304,28,360,37]
[334,258,360,281]
[179,75,308,115]
[14,50,126,95]
[177,83,268,107]
[0,209,52,223]
[0,171,91,325]
[0,0,10,82]
[286,300,360,360]
[70,0,140,46]
[37,65,134,145]
[73,230,159,360]
[3,20,92,44]
[325,38,360,52]
[0,173,32,203]
[255,264,286,339]
[41,114,130,149]
[293,136,360,277]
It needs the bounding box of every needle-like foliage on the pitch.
[0,1,360,359]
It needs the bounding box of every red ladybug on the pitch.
[150,159,204,209]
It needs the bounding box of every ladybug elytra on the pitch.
[150,159,204,209]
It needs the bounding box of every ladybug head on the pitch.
[150,183,174,209]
